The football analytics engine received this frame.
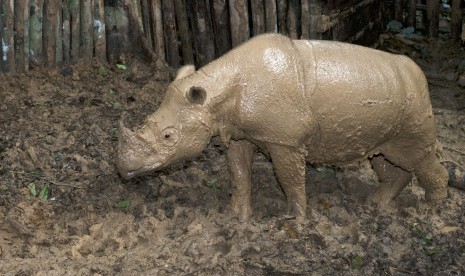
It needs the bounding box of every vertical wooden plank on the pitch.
[251,0,265,36]
[276,0,287,35]
[450,0,462,41]
[407,0,416,28]
[81,0,94,60]
[0,3,4,71]
[286,0,299,39]
[309,0,322,39]
[94,0,106,63]
[229,0,249,47]
[394,0,403,22]
[62,1,71,63]
[29,0,44,66]
[6,0,15,73]
[69,0,80,63]
[211,0,231,57]
[174,0,194,64]
[301,0,310,39]
[426,0,439,37]
[264,0,277,33]
[131,0,143,30]
[43,0,58,66]
[140,0,152,44]
[14,0,26,73]
[162,0,180,68]
[55,0,62,63]
[189,0,215,66]
[150,0,165,61]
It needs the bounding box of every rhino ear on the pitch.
[175,65,196,80]
[186,86,207,105]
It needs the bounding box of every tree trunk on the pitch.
[94,0,107,63]
[450,0,462,41]
[264,0,277,33]
[407,0,416,28]
[29,0,44,66]
[229,0,249,47]
[0,3,4,71]
[6,1,15,73]
[276,0,287,35]
[55,1,62,63]
[63,1,71,63]
[140,0,152,45]
[251,0,265,36]
[425,0,439,37]
[150,0,165,61]
[309,0,322,39]
[394,0,403,22]
[14,0,29,73]
[174,0,194,64]
[162,0,180,68]
[69,0,80,63]
[81,0,94,60]
[211,0,231,57]
[301,0,310,39]
[287,0,299,39]
[189,0,215,66]
[43,0,58,67]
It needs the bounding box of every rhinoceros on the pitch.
[117,33,451,221]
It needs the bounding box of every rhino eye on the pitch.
[161,127,179,146]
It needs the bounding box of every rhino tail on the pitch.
[447,165,465,191]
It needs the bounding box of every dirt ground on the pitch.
[1,35,464,275]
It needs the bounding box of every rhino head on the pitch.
[116,65,214,180]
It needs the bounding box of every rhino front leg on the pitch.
[267,144,308,220]
[227,139,255,221]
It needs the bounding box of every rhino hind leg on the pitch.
[227,139,255,221]
[267,144,308,220]
[369,155,413,208]
[413,152,448,201]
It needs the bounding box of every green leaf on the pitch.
[28,182,37,197]
[115,199,130,208]
[424,247,440,255]
[98,66,109,76]
[116,64,127,70]
[39,185,49,201]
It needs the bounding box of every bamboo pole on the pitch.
[150,0,165,61]
[94,0,106,63]
[6,0,15,73]
[81,0,94,60]
[301,0,310,39]
[287,0,299,39]
[29,0,44,66]
[162,0,180,68]
[450,0,462,41]
[189,0,215,66]
[69,0,80,63]
[276,0,287,35]
[174,0,194,64]
[251,0,265,36]
[425,0,439,37]
[211,0,231,57]
[264,0,277,33]
[229,0,249,47]
[407,0,416,27]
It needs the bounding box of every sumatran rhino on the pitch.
[117,33,453,221]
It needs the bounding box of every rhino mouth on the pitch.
[119,162,162,180]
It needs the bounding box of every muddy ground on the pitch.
[1,36,464,275]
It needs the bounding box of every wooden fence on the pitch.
[0,0,462,74]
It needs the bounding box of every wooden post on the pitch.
[55,1,62,64]
[229,0,249,47]
[94,0,107,63]
[264,0,277,33]
[450,0,462,41]
[140,0,152,45]
[407,0,416,28]
[174,0,194,64]
[29,0,44,66]
[81,0,94,60]
[189,0,215,66]
[14,0,29,73]
[150,0,165,61]
[69,0,80,63]
[162,0,180,68]
[309,0,322,39]
[394,0,403,22]
[301,0,310,39]
[211,0,231,57]
[251,0,265,36]
[276,0,287,35]
[425,0,439,37]
[63,1,71,63]
[6,1,15,73]
[0,3,4,71]
[287,0,299,39]
[43,0,58,67]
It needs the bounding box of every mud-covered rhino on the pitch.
[117,33,454,221]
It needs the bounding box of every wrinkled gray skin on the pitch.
[117,33,448,221]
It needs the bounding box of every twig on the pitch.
[443,146,465,156]
[439,160,465,171]
[390,266,416,274]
